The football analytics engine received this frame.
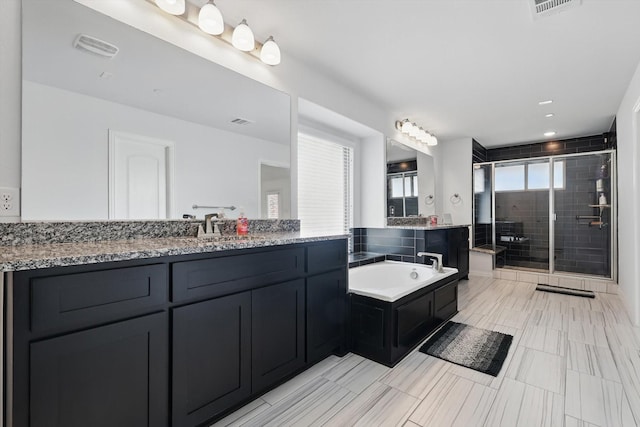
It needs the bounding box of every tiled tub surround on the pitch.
[352,226,470,264]
[0,219,301,246]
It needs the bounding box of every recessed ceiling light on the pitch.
[545,113,554,118]
[538,100,553,105]
[544,131,556,137]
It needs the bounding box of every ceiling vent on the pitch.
[73,34,119,58]
[530,0,581,19]
[230,118,253,125]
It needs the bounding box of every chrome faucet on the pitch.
[203,213,222,236]
[417,252,444,273]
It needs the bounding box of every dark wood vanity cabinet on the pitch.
[11,263,170,427]
[172,292,252,427]
[420,227,469,279]
[10,239,348,427]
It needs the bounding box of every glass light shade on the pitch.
[418,129,429,143]
[198,2,224,35]
[232,19,255,51]
[401,120,413,134]
[260,36,281,65]
[155,0,185,15]
[427,134,438,146]
[409,123,420,138]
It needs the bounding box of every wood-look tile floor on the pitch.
[212,276,640,427]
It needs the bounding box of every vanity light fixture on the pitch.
[150,0,282,66]
[260,36,281,65]
[155,0,185,15]
[232,19,255,51]
[396,119,438,146]
[198,1,224,35]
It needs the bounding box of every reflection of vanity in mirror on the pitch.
[386,139,435,221]
[21,0,291,221]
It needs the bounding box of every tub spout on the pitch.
[417,252,444,273]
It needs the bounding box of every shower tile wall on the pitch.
[554,155,611,276]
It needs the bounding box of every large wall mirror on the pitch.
[21,0,291,221]
[386,139,435,219]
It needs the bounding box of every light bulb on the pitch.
[232,19,255,51]
[198,1,224,35]
[155,0,185,15]
[401,120,413,134]
[260,36,281,65]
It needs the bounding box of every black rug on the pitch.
[419,321,513,377]
[536,284,595,298]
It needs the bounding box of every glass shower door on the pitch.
[494,160,550,271]
[553,153,613,278]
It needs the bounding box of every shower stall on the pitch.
[473,150,616,280]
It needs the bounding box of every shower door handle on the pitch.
[552,213,557,221]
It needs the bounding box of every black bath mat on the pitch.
[535,284,595,298]
[419,321,513,377]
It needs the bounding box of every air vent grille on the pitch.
[73,34,119,58]
[231,118,253,125]
[530,0,580,19]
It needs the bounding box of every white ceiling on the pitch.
[211,0,640,147]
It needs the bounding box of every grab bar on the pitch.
[192,204,237,210]
[576,215,600,220]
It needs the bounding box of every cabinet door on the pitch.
[252,279,305,392]
[434,280,458,323]
[30,312,168,427]
[172,292,251,427]
[307,269,347,363]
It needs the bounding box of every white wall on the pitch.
[0,0,21,222]
[417,151,436,217]
[615,61,640,326]
[438,138,473,225]
[22,81,288,220]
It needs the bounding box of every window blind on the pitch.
[298,133,353,235]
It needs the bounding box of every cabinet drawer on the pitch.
[172,247,305,302]
[307,240,347,275]
[31,264,168,334]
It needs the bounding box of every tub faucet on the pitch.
[417,252,444,273]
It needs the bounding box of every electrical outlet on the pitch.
[0,187,20,217]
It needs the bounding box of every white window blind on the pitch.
[298,133,353,235]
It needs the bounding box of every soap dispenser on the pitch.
[237,209,249,236]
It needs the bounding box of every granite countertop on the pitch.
[0,232,348,272]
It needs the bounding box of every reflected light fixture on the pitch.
[155,0,185,15]
[544,131,557,137]
[260,36,281,65]
[396,119,438,146]
[232,19,255,51]
[152,1,281,66]
[198,1,224,35]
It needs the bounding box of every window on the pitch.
[473,167,485,193]
[298,133,353,235]
[495,160,565,192]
